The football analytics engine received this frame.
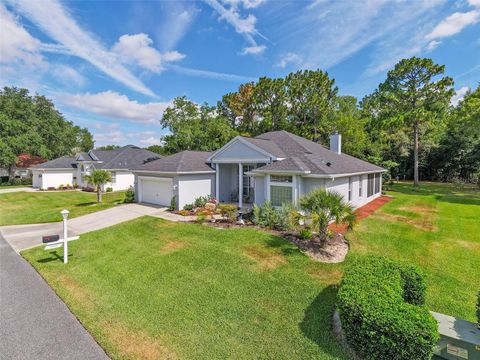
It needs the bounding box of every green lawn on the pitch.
[348,182,480,321]
[22,182,479,359]
[0,191,125,225]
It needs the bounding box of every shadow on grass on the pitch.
[37,251,73,263]
[264,235,301,257]
[390,183,480,206]
[300,284,349,359]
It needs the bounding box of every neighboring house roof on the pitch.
[132,151,215,173]
[16,153,47,168]
[241,131,384,176]
[32,145,161,170]
[32,156,78,169]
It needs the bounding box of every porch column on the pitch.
[238,163,243,208]
[215,163,220,201]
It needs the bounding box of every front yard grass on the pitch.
[22,182,479,359]
[23,217,346,360]
[0,191,125,225]
[349,182,480,321]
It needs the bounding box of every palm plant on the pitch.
[299,189,356,246]
[84,169,112,203]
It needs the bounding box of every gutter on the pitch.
[132,170,216,175]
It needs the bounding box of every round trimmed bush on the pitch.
[337,256,439,360]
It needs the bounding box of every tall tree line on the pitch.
[0,87,94,178]
[160,58,478,183]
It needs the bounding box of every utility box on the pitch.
[432,312,480,360]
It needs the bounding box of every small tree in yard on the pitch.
[84,169,112,203]
[300,189,355,246]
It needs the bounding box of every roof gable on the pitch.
[208,136,277,163]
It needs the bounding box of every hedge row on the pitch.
[337,256,439,360]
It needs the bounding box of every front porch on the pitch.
[215,163,260,208]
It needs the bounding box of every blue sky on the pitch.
[1,0,479,147]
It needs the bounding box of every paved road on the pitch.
[0,204,166,252]
[0,234,109,360]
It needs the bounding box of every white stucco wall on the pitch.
[253,175,265,205]
[325,174,382,208]
[177,174,215,210]
[33,170,75,189]
[103,171,134,191]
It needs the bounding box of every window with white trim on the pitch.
[269,175,293,206]
[348,177,352,201]
[270,175,292,183]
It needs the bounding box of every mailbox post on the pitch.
[61,209,69,264]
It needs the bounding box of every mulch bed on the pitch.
[329,195,394,235]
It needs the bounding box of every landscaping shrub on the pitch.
[105,187,113,192]
[20,177,32,185]
[183,203,194,211]
[298,228,313,240]
[169,196,177,211]
[10,178,22,185]
[196,213,207,223]
[252,202,297,231]
[217,204,237,222]
[194,195,209,208]
[124,187,135,203]
[337,256,438,360]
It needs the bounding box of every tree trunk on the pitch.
[413,123,419,187]
[97,187,102,203]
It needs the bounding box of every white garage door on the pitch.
[139,177,173,206]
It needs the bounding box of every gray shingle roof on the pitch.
[33,146,161,170]
[32,156,77,169]
[245,130,384,176]
[132,151,215,173]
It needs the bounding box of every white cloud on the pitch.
[168,64,255,82]
[112,33,185,73]
[7,0,155,97]
[139,136,161,146]
[60,91,172,124]
[275,52,302,68]
[468,0,480,7]
[451,86,470,106]
[0,4,45,69]
[425,40,441,51]
[51,64,86,87]
[240,45,266,55]
[93,122,120,130]
[94,131,125,143]
[273,0,444,74]
[156,3,198,51]
[223,0,266,9]
[204,0,266,46]
[426,10,480,40]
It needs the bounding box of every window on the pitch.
[359,175,363,197]
[367,174,374,197]
[270,175,292,183]
[374,173,381,194]
[270,185,292,206]
[110,171,116,184]
[348,177,352,201]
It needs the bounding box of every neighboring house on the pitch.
[132,131,385,210]
[0,153,46,179]
[30,145,160,190]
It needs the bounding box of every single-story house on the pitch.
[132,130,385,210]
[30,145,160,190]
[0,153,47,179]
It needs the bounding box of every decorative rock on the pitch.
[236,219,245,225]
[205,203,216,211]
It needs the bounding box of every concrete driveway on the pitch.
[0,234,109,359]
[0,187,36,194]
[0,204,166,252]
